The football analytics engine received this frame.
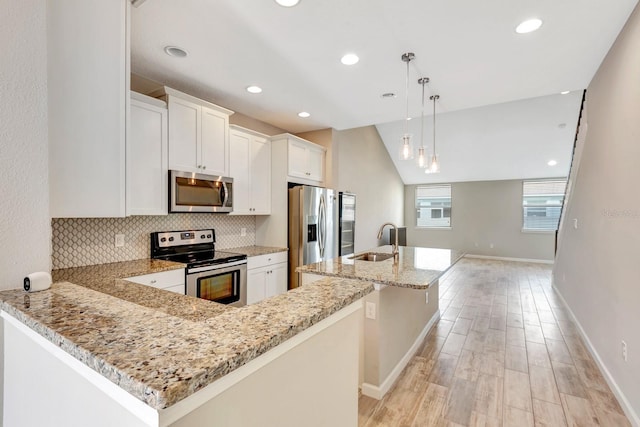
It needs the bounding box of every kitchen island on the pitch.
[0,259,373,427]
[297,245,464,399]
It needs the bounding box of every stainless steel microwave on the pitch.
[169,170,233,213]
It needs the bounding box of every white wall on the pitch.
[0,0,50,289]
[334,126,405,252]
[0,0,49,423]
[553,2,640,423]
[405,180,556,261]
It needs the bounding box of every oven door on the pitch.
[186,261,247,307]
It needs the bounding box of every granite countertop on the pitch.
[0,259,373,410]
[297,245,465,289]
[224,245,288,257]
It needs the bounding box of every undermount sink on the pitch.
[349,252,395,262]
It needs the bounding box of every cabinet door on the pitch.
[287,139,309,180]
[250,137,271,214]
[168,96,200,173]
[307,145,325,183]
[48,0,128,218]
[229,130,251,215]
[201,106,229,176]
[266,262,288,298]
[247,267,267,305]
[127,98,168,216]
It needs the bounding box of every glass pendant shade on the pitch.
[416,147,426,168]
[399,134,414,160]
[427,154,440,174]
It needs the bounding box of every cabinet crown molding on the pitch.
[148,86,234,116]
[270,133,327,152]
[229,124,270,139]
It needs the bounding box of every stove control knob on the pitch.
[168,237,174,242]
[201,234,205,239]
[207,234,212,238]
[160,238,166,243]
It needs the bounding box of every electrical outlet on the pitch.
[622,340,628,362]
[365,302,376,320]
[489,243,494,249]
[425,291,429,304]
[115,234,125,247]
[240,228,247,237]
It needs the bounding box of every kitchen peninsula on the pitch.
[0,260,373,427]
[297,245,465,399]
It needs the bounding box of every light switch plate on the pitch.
[365,302,376,320]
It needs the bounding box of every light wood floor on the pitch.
[358,257,631,426]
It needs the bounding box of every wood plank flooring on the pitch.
[358,257,631,426]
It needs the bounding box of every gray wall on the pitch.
[554,2,640,422]
[334,126,405,252]
[405,180,556,261]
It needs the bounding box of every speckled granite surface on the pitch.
[0,259,373,410]
[225,245,288,257]
[297,245,465,289]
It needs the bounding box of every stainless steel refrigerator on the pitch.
[289,185,339,288]
[339,192,356,256]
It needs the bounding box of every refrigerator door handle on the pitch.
[319,194,326,258]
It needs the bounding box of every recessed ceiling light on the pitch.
[164,46,188,58]
[381,92,396,98]
[341,53,359,65]
[560,90,570,95]
[275,0,300,7]
[298,111,310,118]
[246,85,262,94]
[548,160,558,166]
[515,18,543,34]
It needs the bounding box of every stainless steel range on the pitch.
[150,229,247,307]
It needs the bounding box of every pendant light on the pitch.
[426,94,440,174]
[416,77,430,168]
[399,52,415,160]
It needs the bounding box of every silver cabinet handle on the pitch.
[197,165,201,169]
[203,165,206,170]
[150,280,157,284]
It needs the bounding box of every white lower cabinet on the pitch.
[125,269,185,294]
[246,252,288,304]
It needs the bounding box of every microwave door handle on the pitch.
[221,182,228,207]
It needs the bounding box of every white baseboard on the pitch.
[465,254,554,265]
[361,310,441,400]
[551,285,640,427]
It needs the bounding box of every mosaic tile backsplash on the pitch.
[52,215,256,269]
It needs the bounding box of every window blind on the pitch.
[522,180,566,231]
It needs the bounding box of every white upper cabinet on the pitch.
[229,126,271,215]
[127,92,168,216]
[272,134,326,185]
[49,0,129,218]
[154,87,233,176]
[201,106,229,176]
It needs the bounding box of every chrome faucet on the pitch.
[377,222,399,259]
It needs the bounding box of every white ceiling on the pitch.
[131,0,637,182]
[377,91,582,184]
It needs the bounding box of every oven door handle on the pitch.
[187,260,247,274]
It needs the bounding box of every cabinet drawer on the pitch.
[247,251,288,270]
[125,269,185,290]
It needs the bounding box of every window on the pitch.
[522,180,567,231]
[416,185,451,228]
